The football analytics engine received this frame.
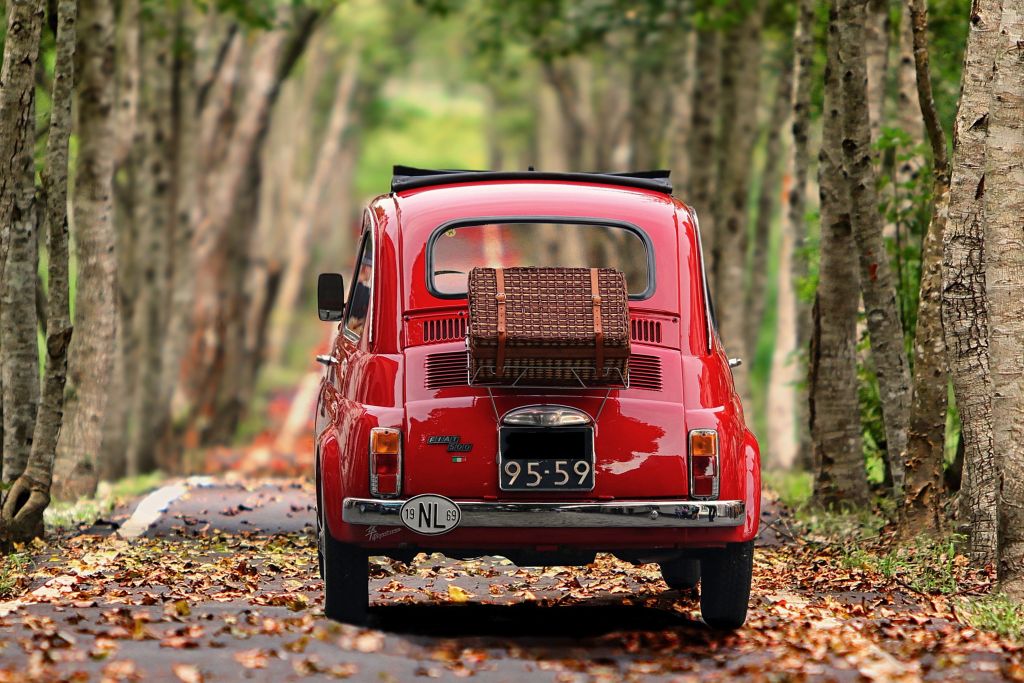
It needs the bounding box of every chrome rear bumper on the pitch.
[342,497,745,529]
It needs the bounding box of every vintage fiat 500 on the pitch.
[314,167,761,629]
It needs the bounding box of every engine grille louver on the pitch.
[423,316,467,343]
[424,351,662,391]
[630,317,663,344]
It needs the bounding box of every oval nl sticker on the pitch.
[400,494,461,535]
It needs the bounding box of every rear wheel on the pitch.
[699,540,754,630]
[322,533,369,625]
[659,558,700,590]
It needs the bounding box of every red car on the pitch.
[314,167,761,629]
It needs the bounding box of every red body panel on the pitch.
[316,180,760,553]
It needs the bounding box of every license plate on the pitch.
[498,426,595,491]
[499,457,595,490]
[400,494,461,535]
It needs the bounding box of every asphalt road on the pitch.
[0,480,1012,682]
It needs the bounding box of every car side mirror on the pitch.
[318,273,345,321]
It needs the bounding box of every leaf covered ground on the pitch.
[0,480,1021,682]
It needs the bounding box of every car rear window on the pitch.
[428,220,653,298]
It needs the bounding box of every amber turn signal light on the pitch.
[371,428,400,455]
[690,430,718,457]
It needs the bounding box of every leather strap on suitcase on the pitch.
[590,268,604,375]
[495,268,507,377]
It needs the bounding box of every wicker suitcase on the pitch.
[467,267,631,387]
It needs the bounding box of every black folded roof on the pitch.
[391,165,672,194]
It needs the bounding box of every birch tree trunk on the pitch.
[2,0,75,541]
[985,1,1024,598]
[942,0,1001,565]
[865,0,890,145]
[899,0,951,536]
[812,6,869,506]
[0,0,44,486]
[713,0,765,402]
[53,0,117,500]
[838,0,913,499]
[746,50,793,359]
[789,0,817,471]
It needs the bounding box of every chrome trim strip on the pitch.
[342,497,745,528]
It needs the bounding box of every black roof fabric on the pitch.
[390,165,672,194]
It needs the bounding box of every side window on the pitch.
[344,231,373,340]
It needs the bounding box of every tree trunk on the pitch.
[789,0,817,471]
[268,46,360,365]
[53,0,117,501]
[942,0,1001,565]
[865,0,890,145]
[746,49,793,359]
[0,0,44,486]
[986,1,1024,599]
[838,0,913,499]
[686,26,719,264]
[125,1,174,476]
[713,0,765,402]
[540,60,588,171]
[812,5,869,506]
[899,0,951,536]
[2,0,75,542]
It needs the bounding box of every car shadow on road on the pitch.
[369,598,707,640]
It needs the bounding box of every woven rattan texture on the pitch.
[467,267,630,385]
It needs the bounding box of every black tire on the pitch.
[322,533,370,625]
[699,540,754,630]
[659,558,700,590]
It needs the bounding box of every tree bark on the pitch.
[713,0,765,402]
[838,0,913,499]
[2,0,74,542]
[53,0,117,500]
[125,0,174,476]
[686,26,719,267]
[985,1,1024,599]
[899,0,951,536]
[812,5,869,507]
[865,0,890,145]
[0,0,44,486]
[746,49,794,359]
[942,0,1001,565]
[789,0,817,471]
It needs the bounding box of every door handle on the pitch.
[728,357,743,368]
[316,354,339,366]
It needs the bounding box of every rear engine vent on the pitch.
[425,351,469,389]
[631,318,663,344]
[423,316,467,343]
[629,354,663,391]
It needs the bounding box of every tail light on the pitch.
[689,429,719,500]
[370,428,402,497]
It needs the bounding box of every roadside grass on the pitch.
[840,535,965,595]
[44,471,166,532]
[959,594,1024,641]
[0,550,31,599]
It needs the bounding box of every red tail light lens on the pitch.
[370,428,402,497]
[689,429,719,500]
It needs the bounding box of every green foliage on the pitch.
[842,535,965,595]
[0,551,31,599]
[764,469,813,508]
[961,595,1024,642]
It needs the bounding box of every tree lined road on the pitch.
[0,479,1019,682]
